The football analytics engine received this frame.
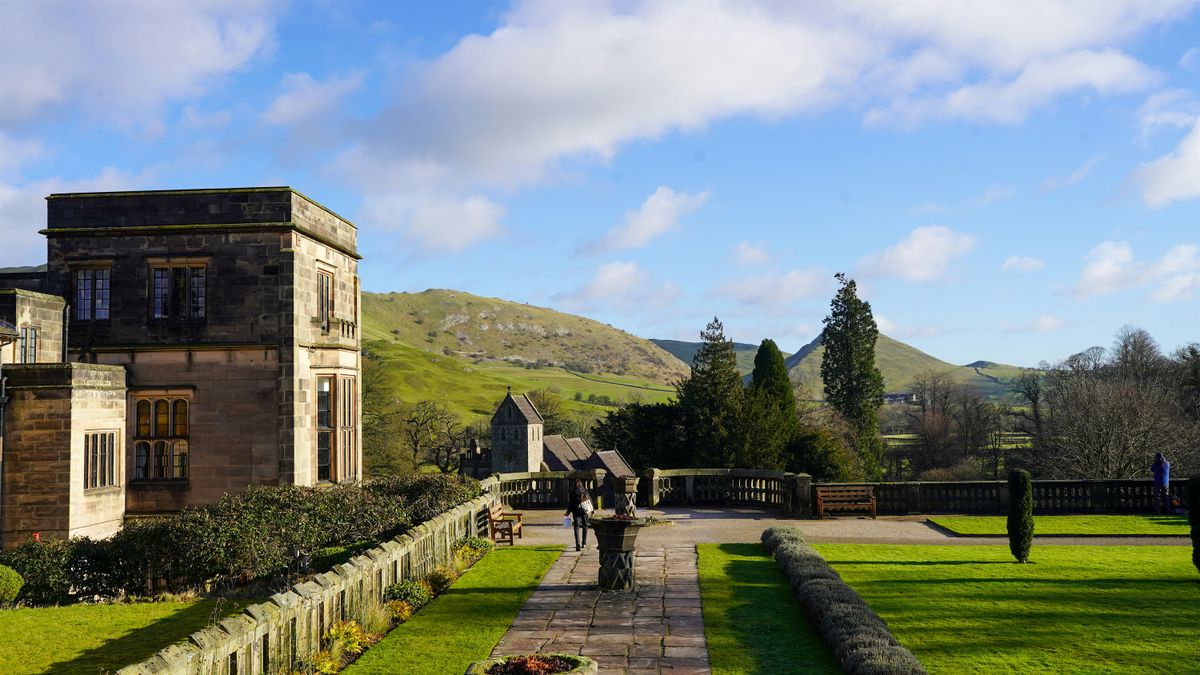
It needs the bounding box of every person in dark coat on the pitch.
[1152,452,1171,514]
[565,479,592,551]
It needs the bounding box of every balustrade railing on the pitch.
[482,470,607,509]
[640,468,813,516]
[818,479,1190,515]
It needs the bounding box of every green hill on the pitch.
[361,290,686,420]
[650,339,784,375]
[785,334,1024,399]
[363,290,689,383]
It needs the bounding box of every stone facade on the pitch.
[489,391,544,474]
[1,364,126,546]
[0,186,362,543]
[0,289,64,365]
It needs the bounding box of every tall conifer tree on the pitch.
[676,317,743,467]
[820,273,886,479]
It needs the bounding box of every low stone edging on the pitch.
[116,491,499,675]
[761,526,927,675]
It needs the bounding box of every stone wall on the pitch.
[0,289,64,365]
[1,363,126,548]
[117,492,496,675]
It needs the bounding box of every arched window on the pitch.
[132,396,190,480]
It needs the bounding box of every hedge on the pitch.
[761,526,927,675]
[0,564,23,606]
[0,474,480,605]
[1007,469,1034,564]
[1189,476,1199,575]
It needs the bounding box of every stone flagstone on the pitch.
[491,545,711,675]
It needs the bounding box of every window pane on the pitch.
[317,431,331,481]
[155,400,169,437]
[28,328,35,362]
[153,268,170,319]
[105,433,115,487]
[173,441,189,479]
[136,400,151,436]
[95,269,110,320]
[173,400,188,437]
[317,378,332,429]
[135,442,149,480]
[154,441,168,478]
[190,267,206,319]
[76,269,93,320]
[89,434,98,489]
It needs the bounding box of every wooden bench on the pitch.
[815,486,877,519]
[487,502,524,545]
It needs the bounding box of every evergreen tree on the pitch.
[676,317,744,467]
[1189,476,1199,575]
[750,339,796,414]
[1007,469,1034,563]
[820,273,886,478]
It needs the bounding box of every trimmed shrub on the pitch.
[384,579,431,609]
[386,599,415,623]
[1189,476,1199,575]
[1007,469,1034,563]
[763,526,927,675]
[0,564,23,606]
[0,537,73,605]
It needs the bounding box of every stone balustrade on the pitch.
[818,478,1191,515]
[639,468,813,517]
[482,470,607,509]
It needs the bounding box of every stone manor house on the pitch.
[0,187,362,549]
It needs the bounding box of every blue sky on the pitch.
[1,1,1198,367]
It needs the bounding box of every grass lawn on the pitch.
[696,544,838,675]
[929,515,1189,536]
[816,544,1200,673]
[347,546,562,674]
[0,597,258,674]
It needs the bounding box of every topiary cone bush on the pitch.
[1189,477,1199,575]
[1007,469,1034,563]
[0,564,23,606]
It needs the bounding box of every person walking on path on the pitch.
[565,479,594,551]
[1152,452,1171,514]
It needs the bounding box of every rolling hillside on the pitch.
[363,290,689,383]
[784,334,1025,399]
[650,339,785,375]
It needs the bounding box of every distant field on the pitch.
[366,339,673,420]
[929,515,1189,536]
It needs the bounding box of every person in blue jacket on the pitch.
[1151,452,1170,514]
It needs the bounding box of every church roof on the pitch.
[540,434,635,478]
[491,390,544,425]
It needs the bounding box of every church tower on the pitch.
[490,388,544,473]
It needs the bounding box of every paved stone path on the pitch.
[491,546,710,674]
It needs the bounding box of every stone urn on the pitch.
[613,476,640,517]
[589,516,649,591]
[465,654,598,674]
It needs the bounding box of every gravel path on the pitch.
[511,506,1190,547]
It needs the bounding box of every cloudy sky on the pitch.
[1,0,1198,366]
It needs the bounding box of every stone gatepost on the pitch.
[614,476,639,517]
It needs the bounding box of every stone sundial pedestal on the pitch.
[589,476,647,591]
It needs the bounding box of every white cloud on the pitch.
[360,193,506,253]
[718,268,829,306]
[1149,244,1200,302]
[734,242,773,266]
[1135,90,1200,139]
[1002,255,1046,272]
[1074,240,1200,302]
[859,226,976,282]
[1182,47,1200,70]
[261,72,364,127]
[868,49,1160,127]
[1132,115,1200,207]
[875,315,947,339]
[999,315,1065,333]
[582,187,708,254]
[181,105,233,130]
[556,261,680,312]
[1041,155,1104,192]
[343,1,1187,193]
[0,0,278,129]
[0,132,48,177]
[975,183,1017,206]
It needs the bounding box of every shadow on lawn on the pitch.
[41,600,241,675]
